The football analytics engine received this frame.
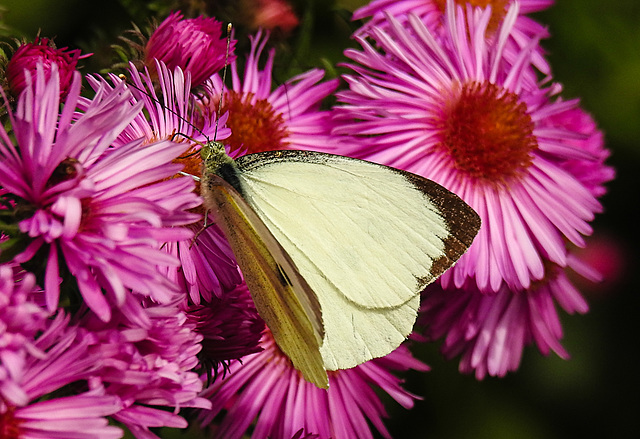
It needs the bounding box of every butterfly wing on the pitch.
[233,150,480,370]
[201,173,328,387]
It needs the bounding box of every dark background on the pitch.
[1,0,637,437]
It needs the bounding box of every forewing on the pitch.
[235,150,480,370]
[236,150,480,308]
[201,172,328,388]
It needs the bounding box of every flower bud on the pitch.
[145,12,236,87]
[6,37,85,99]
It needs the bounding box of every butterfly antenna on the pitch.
[213,22,233,142]
[117,72,210,145]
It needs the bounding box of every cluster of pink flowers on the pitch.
[0,1,613,438]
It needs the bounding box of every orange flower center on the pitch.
[222,91,289,153]
[433,0,509,35]
[439,81,537,185]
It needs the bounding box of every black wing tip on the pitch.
[426,182,481,278]
[396,170,481,284]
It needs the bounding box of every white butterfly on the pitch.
[200,142,480,388]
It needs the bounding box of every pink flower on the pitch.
[332,3,611,293]
[0,395,123,439]
[163,222,242,304]
[569,233,627,297]
[145,11,236,87]
[199,332,428,439]
[6,37,87,99]
[0,63,200,322]
[420,257,598,378]
[0,312,123,439]
[120,62,237,300]
[352,0,553,73]
[290,429,320,439]
[203,30,338,156]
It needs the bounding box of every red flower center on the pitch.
[222,91,289,153]
[439,81,537,185]
[433,0,509,35]
[0,406,22,439]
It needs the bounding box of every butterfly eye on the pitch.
[200,143,210,160]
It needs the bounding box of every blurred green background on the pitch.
[1,0,638,438]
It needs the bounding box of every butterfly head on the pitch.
[200,140,235,174]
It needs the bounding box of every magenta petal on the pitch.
[44,244,60,313]
[18,395,122,419]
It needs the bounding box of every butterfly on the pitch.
[199,141,480,388]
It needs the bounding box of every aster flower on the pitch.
[420,256,599,379]
[186,284,264,374]
[5,36,87,99]
[332,3,609,293]
[81,300,211,438]
[0,312,123,439]
[199,332,427,439]
[352,0,553,74]
[145,11,236,88]
[87,61,241,304]
[1,395,123,439]
[0,63,200,322]
[202,29,339,156]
